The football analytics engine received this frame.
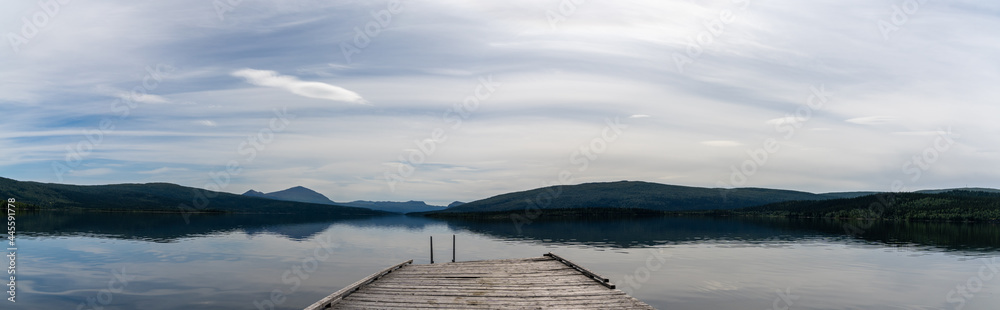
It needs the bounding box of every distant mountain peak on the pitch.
[279,186,319,193]
[238,185,449,214]
[243,189,270,199]
[242,186,337,205]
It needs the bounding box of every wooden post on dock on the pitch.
[452,234,456,263]
[429,236,434,264]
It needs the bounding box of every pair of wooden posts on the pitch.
[429,235,455,264]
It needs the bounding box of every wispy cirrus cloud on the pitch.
[892,130,949,136]
[68,168,115,177]
[700,140,743,147]
[846,116,895,125]
[138,167,189,175]
[766,116,802,126]
[119,93,170,104]
[231,68,367,104]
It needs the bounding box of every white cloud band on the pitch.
[232,68,367,104]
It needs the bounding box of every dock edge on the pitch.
[544,252,616,289]
[303,259,413,310]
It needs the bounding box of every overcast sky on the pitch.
[2,0,998,205]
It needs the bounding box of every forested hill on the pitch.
[729,191,1000,221]
[0,177,387,215]
[426,181,830,214]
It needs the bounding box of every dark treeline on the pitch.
[714,191,1000,222]
[427,191,1000,223]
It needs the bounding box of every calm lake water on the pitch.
[10,212,1000,309]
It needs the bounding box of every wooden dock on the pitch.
[306,253,655,309]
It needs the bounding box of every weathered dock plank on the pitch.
[307,253,655,310]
